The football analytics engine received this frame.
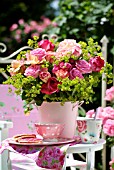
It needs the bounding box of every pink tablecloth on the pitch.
[0,136,81,170]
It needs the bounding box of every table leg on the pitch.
[7,151,12,170]
[86,149,95,170]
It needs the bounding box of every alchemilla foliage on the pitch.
[4,36,112,114]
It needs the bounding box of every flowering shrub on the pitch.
[4,36,112,113]
[9,17,56,43]
[86,86,114,146]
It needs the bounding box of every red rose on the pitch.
[41,77,59,95]
[38,39,55,51]
[89,56,104,72]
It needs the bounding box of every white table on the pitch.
[65,139,106,170]
[2,138,105,170]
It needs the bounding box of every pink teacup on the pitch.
[34,123,64,141]
[76,117,102,144]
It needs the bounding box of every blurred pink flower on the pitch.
[9,17,57,46]
[16,29,22,35]
[18,19,24,25]
[96,106,114,124]
[10,24,18,31]
[105,86,114,102]
[24,24,31,34]
[103,107,114,120]
[31,32,39,38]
[103,119,114,136]
[86,109,95,118]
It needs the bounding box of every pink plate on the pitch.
[9,138,77,146]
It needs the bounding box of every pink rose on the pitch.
[10,60,25,76]
[26,48,46,64]
[103,119,114,136]
[52,62,71,79]
[24,65,40,78]
[52,64,59,73]
[52,62,71,73]
[96,107,106,120]
[89,56,104,72]
[55,69,69,79]
[96,106,114,119]
[103,107,114,120]
[69,68,84,80]
[59,62,71,70]
[41,77,59,95]
[77,120,87,132]
[56,39,82,57]
[38,39,55,51]
[39,70,51,83]
[76,60,92,74]
[104,86,114,101]
[96,106,114,125]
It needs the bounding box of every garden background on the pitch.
[0,0,114,169]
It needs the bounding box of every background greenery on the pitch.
[0,0,114,169]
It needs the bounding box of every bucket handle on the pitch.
[72,101,84,111]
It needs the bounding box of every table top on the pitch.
[67,139,106,154]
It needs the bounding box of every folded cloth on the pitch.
[0,136,81,170]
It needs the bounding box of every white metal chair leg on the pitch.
[66,154,87,170]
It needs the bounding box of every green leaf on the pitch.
[112,164,114,168]
[0,102,5,107]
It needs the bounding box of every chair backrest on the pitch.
[0,84,39,137]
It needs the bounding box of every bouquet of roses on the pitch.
[4,36,112,113]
